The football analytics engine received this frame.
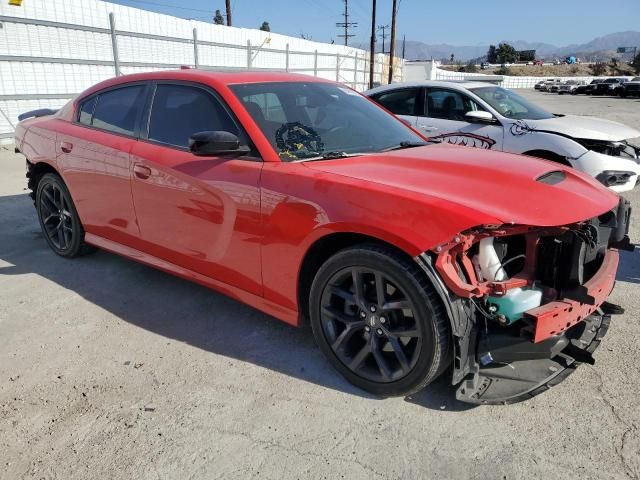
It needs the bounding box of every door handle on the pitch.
[60,141,73,153]
[133,164,152,180]
[420,125,438,132]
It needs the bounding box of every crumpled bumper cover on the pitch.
[457,311,611,405]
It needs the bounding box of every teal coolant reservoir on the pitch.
[487,286,543,324]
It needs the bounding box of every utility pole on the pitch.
[369,0,376,89]
[377,24,389,53]
[225,0,232,26]
[401,34,406,59]
[388,0,397,83]
[336,0,357,46]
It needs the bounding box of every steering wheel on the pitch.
[275,122,324,159]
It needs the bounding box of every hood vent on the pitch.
[536,170,566,185]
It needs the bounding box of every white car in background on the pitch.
[557,79,587,94]
[365,81,640,192]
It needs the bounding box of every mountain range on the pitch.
[378,31,640,61]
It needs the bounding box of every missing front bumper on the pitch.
[456,311,611,405]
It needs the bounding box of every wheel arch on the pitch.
[27,161,63,200]
[296,231,419,325]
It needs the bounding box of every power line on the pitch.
[336,0,358,46]
[388,0,398,83]
[369,0,376,89]
[377,24,389,53]
[225,0,232,25]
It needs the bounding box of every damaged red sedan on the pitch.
[14,71,632,404]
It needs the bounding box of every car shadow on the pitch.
[0,193,473,412]
[616,247,640,284]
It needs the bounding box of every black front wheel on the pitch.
[309,244,450,397]
[36,173,91,257]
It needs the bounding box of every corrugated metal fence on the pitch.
[0,0,403,142]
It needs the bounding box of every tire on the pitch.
[309,244,450,397]
[36,173,92,258]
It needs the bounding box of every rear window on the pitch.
[90,85,146,136]
[78,97,96,125]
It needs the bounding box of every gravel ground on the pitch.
[1,91,639,480]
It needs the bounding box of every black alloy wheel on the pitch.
[309,244,450,397]
[36,173,88,257]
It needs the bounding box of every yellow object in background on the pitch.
[9,0,23,6]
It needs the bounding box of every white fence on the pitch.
[434,68,599,88]
[0,0,403,142]
[406,61,632,89]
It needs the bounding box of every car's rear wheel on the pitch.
[36,173,90,258]
[309,244,450,397]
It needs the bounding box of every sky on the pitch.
[104,0,640,47]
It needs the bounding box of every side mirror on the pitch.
[189,131,251,157]
[465,111,496,123]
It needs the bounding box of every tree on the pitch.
[517,50,536,62]
[450,53,455,64]
[496,43,517,64]
[464,61,478,73]
[495,66,513,76]
[590,62,607,76]
[487,45,498,64]
[633,52,640,74]
[213,9,224,25]
[260,21,270,32]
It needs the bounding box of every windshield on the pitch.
[470,86,554,120]
[230,82,425,161]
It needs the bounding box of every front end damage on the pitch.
[416,197,632,405]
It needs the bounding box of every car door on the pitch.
[417,87,504,151]
[55,83,148,245]
[129,82,263,296]
[369,87,422,127]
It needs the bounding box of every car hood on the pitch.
[523,115,640,141]
[303,144,619,227]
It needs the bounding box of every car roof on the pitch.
[78,69,334,99]
[365,80,494,95]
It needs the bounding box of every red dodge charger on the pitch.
[14,70,631,404]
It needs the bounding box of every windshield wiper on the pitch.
[381,141,427,152]
[294,151,363,162]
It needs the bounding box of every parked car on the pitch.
[533,60,544,66]
[480,62,490,70]
[575,79,604,95]
[549,82,563,93]
[619,77,640,97]
[366,80,640,192]
[557,80,587,94]
[534,78,552,90]
[593,77,628,95]
[14,70,632,405]
[539,79,562,92]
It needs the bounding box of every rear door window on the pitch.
[91,86,146,135]
[372,88,420,116]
